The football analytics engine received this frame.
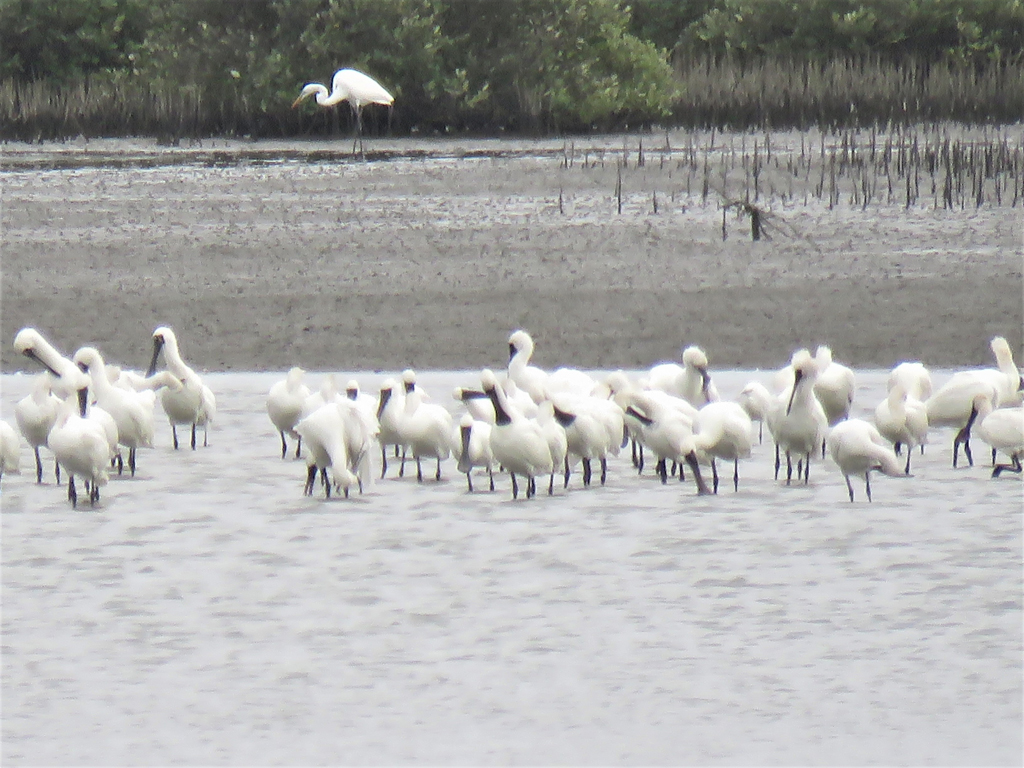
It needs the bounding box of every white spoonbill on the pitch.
[343,379,380,432]
[0,420,21,481]
[770,349,829,485]
[376,377,407,479]
[481,368,553,499]
[550,392,623,488]
[267,367,311,459]
[692,401,754,493]
[456,413,495,492]
[14,374,61,483]
[622,390,711,495]
[812,345,856,433]
[74,346,168,477]
[888,362,933,402]
[972,392,1024,477]
[453,386,496,424]
[648,345,719,407]
[45,368,110,507]
[874,382,929,474]
[826,419,904,502]
[925,336,1021,467]
[399,370,455,482]
[507,329,595,401]
[14,329,121,470]
[292,68,394,154]
[294,402,360,498]
[737,380,774,444]
[146,327,216,450]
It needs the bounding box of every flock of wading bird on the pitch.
[1,327,1022,508]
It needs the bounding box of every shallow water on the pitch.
[1,369,1020,765]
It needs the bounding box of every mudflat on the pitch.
[2,133,1020,373]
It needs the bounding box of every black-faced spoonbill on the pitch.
[826,419,904,502]
[267,367,311,459]
[146,327,215,450]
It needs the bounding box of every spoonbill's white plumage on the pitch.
[0,419,21,480]
[14,374,61,483]
[737,380,774,444]
[812,346,856,429]
[146,327,215,450]
[550,392,624,487]
[972,392,1024,477]
[456,413,495,492]
[453,386,496,424]
[924,337,1021,467]
[481,368,553,499]
[13,328,80,395]
[343,379,380,433]
[294,402,360,498]
[827,418,904,502]
[399,370,454,482]
[874,382,929,474]
[622,390,710,495]
[44,367,109,507]
[507,329,595,402]
[648,345,719,408]
[988,336,1024,406]
[770,349,828,485]
[14,329,121,473]
[376,377,407,478]
[267,367,311,459]
[888,362,933,402]
[74,346,167,477]
[292,68,394,154]
[692,401,754,493]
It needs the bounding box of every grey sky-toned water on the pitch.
[1,368,1020,765]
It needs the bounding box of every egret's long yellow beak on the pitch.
[291,96,304,109]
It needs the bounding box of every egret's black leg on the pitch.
[774,444,781,480]
[711,459,719,494]
[582,458,592,487]
[295,436,301,459]
[435,457,442,481]
[865,471,872,502]
[511,473,519,499]
[845,475,854,502]
[280,432,288,459]
[172,425,179,450]
[129,448,136,477]
[733,458,740,492]
[600,457,608,485]
[68,476,77,507]
[305,465,316,495]
[191,423,197,450]
[34,447,43,483]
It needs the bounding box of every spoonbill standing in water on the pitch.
[267,367,311,459]
[146,327,216,450]
[292,68,394,154]
[826,418,904,502]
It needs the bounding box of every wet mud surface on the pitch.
[2,133,1021,373]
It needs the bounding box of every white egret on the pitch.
[292,68,394,154]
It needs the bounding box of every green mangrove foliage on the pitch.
[0,0,1021,140]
